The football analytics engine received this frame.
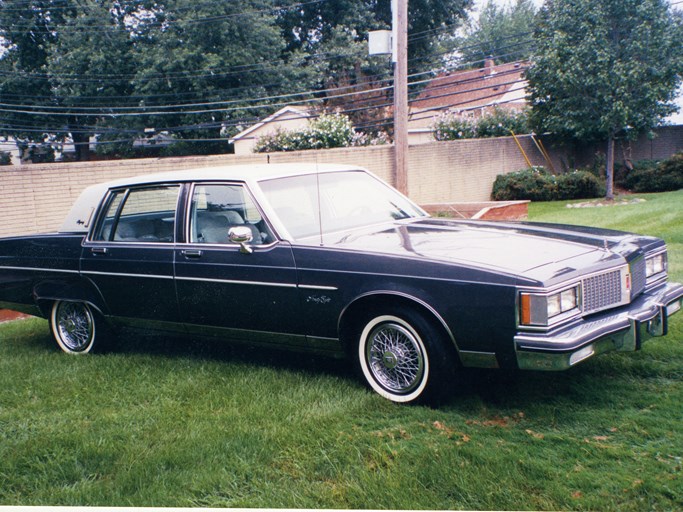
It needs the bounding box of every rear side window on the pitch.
[93,186,180,243]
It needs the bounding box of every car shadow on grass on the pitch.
[7,318,648,409]
[114,329,633,409]
[111,327,354,381]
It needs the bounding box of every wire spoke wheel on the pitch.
[51,301,96,354]
[357,312,435,403]
[367,322,425,394]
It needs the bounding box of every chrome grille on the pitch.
[582,269,623,313]
[630,257,646,298]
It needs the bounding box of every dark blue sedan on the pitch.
[1,163,681,403]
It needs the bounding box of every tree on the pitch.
[526,0,683,199]
[458,0,537,66]
[46,2,135,161]
[0,1,69,158]
[277,0,472,73]
[276,0,472,131]
[0,0,473,160]
[0,0,311,160]
[128,0,313,155]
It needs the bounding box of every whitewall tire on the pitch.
[354,306,455,404]
[50,300,98,354]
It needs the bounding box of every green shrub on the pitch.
[555,170,605,200]
[620,152,683,193]
[0,151,12,165]
[492,167,604,201]
[492,167,557,201]
[614,159,658,189]
[307,112,355,149]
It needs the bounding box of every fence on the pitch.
[1,126,681,239]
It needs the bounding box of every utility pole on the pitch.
[393,0,409,195]
[368,0,408,194]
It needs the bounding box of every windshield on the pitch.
[259,170,426,240]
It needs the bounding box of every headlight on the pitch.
[645,253,667,279]
[520,285,581,327]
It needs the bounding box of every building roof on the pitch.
[410,60,529,112]
[228,106,311,143]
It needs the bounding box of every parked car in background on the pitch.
[1,164,681,403]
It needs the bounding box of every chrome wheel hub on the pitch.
[382,350,399,369]
[64,318,77,334]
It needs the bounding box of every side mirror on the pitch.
[228,226,254,254]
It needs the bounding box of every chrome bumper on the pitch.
[515,282,683,371]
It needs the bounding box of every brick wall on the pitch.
[2,128,681,239]
[0,148,397,238]
[408,136,543,204]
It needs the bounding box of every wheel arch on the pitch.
[338,291,461,360]
[33,278,108,318]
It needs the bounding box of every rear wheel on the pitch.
[50,300,100,354]
[353,306,456,404]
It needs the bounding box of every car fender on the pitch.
[338,289,461,356]
[33,277,108,318]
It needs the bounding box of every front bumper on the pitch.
[515,282,683,371]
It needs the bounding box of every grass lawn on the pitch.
[1,190,682,510]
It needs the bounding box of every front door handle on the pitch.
[182,249,203,259]
[90,247,108,255]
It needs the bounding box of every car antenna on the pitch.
[316,159,324,246]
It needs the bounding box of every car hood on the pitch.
[314,218,661,284]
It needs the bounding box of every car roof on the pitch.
[60,163,368,233]
[100,162,367,189]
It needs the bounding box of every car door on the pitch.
[81,184,181,326]
[174,182,302,344]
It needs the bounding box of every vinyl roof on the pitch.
[100,162,366,189]
[60,163,367,233]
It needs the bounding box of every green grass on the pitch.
[1,190,682,509]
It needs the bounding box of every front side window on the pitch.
[189,184,273,245]
[259,171,426,240]
[93,186,180,243]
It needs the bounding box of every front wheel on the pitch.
[354,307,456,404]
[50,300,101,354]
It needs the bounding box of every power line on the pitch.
[0,56,530,130]
[0,40,533,116]
[0,18,530,82]
[0,21,536,141]
[0,71,530,139]
[0,66,524,118]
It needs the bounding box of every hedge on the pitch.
[492,167,604,201]
[617,152,683,193]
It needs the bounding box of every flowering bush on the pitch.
[433,113,476,140]
[253,113,387,153]
[432,107,530,141]
[351,131,389,147]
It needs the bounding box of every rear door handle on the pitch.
[182,249,203,259]
[90,247,108,255]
